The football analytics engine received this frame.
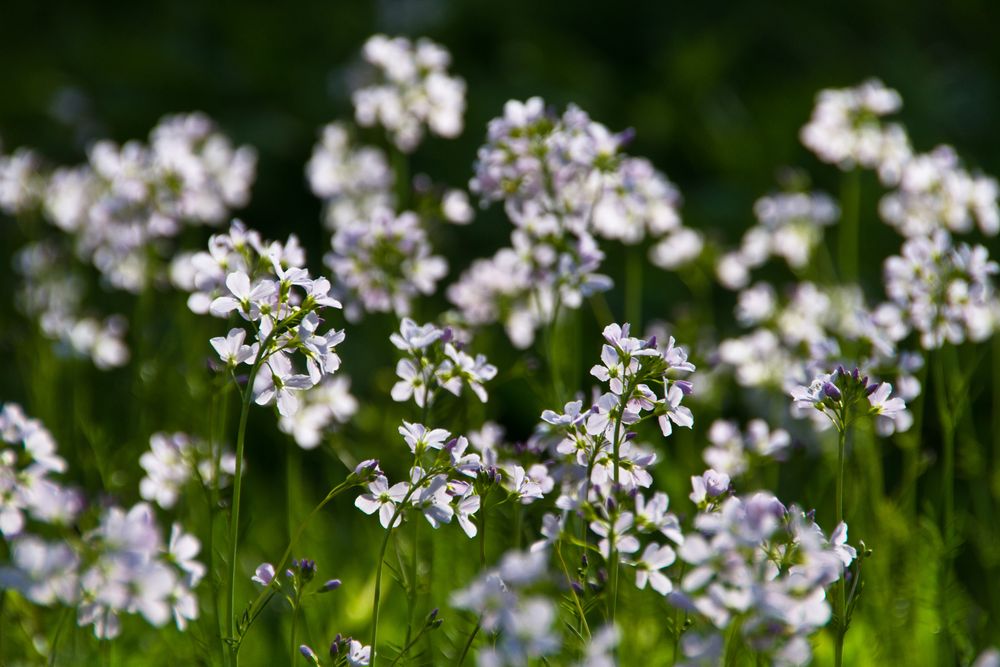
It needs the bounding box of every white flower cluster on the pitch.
[139,431,237,509]
[800,78,911,183]
[0,145,45,215]
[278,376,358,450]
[462,422,552,506]
[880,145,999,238]
[0,404,204,640]
[471,97,696,251]
[352,34,466,152]
[44,112,256,293]
[674,491,855,667]
[536,324,694,593]
[450,549,560,666]
[322,208,447,322]
[2,114,255,371]
[390,318,497,409]
[0,403,80,536]
[718,282,921,433]
[306,122,394,231]
[13,242,131,369]
[802,80,999,239]
[75,507,204,638]
[702,419,792,479]
[179,220,345,418]
[791,366,908,435]
[717,191,839,290]
[354,423,490,537]
[451,97,701,348]
[883,230,999,349]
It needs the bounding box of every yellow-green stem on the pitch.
[839,169,861,284]
[834,422,847,667]
[225,362,259,665]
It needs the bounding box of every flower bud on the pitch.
[299,645,319,665]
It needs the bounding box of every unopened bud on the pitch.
[822,382,842,401]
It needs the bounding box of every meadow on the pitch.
[2,15,1000,667]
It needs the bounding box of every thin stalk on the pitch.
[404,518,420,647]
[225,355,265,663]
[671,562,687,665]
[934,351,956,550]
[555,540,591,639]
[995,335,1000,504]
[479,507,487,567]
[387,621,435,667]
[288,589,302,666]
[625,245,643,328]
[543,295,564,403]
[392,147,409,209]
[370,479,426,665]
[607,384,631,624]
[48,606,71,666]
[235,481,355,653]
[839,168,861,283]
[456,621,481,667]
[933,349,957,665]
[834,423,848,667]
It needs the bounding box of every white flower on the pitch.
[355,476,410,529]
[634,542,676,595]
[252,563,275,586]
[209,327,257,366]
[347,639,371,666]
[398,422,450,455]
[209,271,276,320]
[253,354,314,417]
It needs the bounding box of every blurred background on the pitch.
[3,0,1000,663]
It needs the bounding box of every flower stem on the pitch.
[225,355,264,665]
[388,622,434,667]
[933,348,957,664]
[838,168,861,284]
[236,481,355,649]
[288,589,302,666]
[370,481,423,666]
[456,620,481,667]
[607,385,631,625]
[833,420,849,667]
[625,245,643,328]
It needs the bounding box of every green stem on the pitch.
[607,383,632,625]
[392,147,409,209]
[48,606,70,666]
[834,427,848,659]
[935,353,956,551]
[225,354,265,664]
[834,422,848,667]
[933,349,957,665]
[838,169,861,284]
[289,590,302,666]
[237,480,355,650]
[479,507,487,568]
[456,621,481,667]
[625,245,643,328]
[388,621,435,667]
[543,295,564,404]
[671,562,687,665]
[995,335,1000,503]
[404,518,420,647]
[371,480,426,666]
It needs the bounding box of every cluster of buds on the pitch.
[791,365,906,433]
